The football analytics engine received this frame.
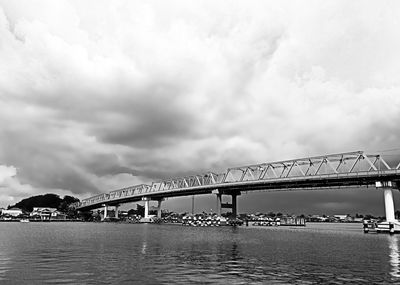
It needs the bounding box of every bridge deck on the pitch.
[76,151,400,211]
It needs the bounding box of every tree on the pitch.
[128,208,137,216]
[127,204,145,217]
[136,204,145,217]
[11,194,61,212]
[79,211,93,221]
[58,196,80,213]
[9,193,80,213]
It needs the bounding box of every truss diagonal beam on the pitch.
[285,161,295,177]
[314,159,325,176]
[325,158,338,174]
[362,154,377,171]
[380,157,392,170]
[349,155,362,173]
[77,150,400,209]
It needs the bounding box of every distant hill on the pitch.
[9,194,80,212]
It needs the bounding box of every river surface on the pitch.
[0,222,399,284]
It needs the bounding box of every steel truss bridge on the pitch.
[76,150,400,218]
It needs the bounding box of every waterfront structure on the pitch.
[1,207,23,217]
[76,151,400,231]
[333,215,348,222]
[30,207,66,220]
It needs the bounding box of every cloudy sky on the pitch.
[1,0,400,214]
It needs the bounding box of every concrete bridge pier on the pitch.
[213,190,240,218]
[102,204,108,220]
[231,193,238,219]
[142,197,150,219]
[156,199,164,218]
[114,205,120,219]
[376,181,400,233]
[216,194,222,216]
[377,181,396,222]
[384,188,395,223]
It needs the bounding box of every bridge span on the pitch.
[76,151,400,225]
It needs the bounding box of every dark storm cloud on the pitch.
[92,91,198,148]
[1,0,400,211]
[79,153,136,177]
[0,125,99,194]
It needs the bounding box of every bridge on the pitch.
[76,150,400,227]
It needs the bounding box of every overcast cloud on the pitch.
[1,0,400,214]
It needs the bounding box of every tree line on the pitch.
[8,193,80,213]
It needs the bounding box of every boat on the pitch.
[20,219,30,223]
[363,219,400,234]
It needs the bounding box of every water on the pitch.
[0,222,399,284]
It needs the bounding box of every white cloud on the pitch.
[0,164,40,205]
[0,165,17,183]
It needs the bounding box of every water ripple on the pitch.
[0,223,399,284]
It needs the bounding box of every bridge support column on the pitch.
[213,190,240,218]
[191,195,195,215]
[115,205,119,219]
[231,193,238,219]
[376,181,396,222]
[156,199,164,218]
[145,199,149,219]
[142,197,150,219]
[102,204,108,221]
[385,188,395,222]
[216,194,222,216]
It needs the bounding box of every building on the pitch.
[30,207,66,220]
[334,214,350,222]
[2,207,23,217]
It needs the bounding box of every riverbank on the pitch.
[0,219,82,222]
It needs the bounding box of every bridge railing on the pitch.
[150,172,225,192]
[108,184,152,200]
[223,151,392,183]
[77,151,400,209]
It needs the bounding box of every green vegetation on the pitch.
[8,194,80,213]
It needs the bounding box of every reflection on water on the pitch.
[389,235,400,278]
[0,251,11,281]
[141,241,147,255]
[0,223,400,284]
